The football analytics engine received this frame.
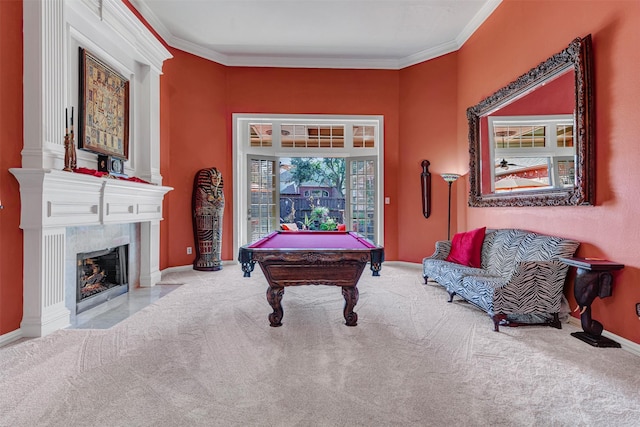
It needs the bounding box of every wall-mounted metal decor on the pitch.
[421,160,431,218]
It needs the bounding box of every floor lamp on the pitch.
[441,173,460,240]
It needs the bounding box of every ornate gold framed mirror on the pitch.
[467,35,594,207]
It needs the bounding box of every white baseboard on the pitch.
[0,328,23,348]
[567,317,640,357]
[161,260,237,276]
[385,260,422,270]
[161,265,193,275]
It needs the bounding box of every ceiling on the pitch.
[130,0,502,69]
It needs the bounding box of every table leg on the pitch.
[572,269,620,348]
[266,286,284,327]
[370,249,384,276]
[241,260,255,277]
[342,286,359,326]
[370,262,382,276]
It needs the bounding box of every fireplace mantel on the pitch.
[10,168,172,229]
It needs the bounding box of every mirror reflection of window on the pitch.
[494,157,551,192]
[488,115,574,192]
[555,157,575,187]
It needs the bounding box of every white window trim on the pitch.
[232,113,384,257]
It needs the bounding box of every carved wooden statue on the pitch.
[192,167,224,271]
[63,107,77,172]
[63,131,77,172]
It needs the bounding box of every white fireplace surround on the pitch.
[9,0,173,337]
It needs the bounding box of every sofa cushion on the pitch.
[485,229,530,277]
[423,259,490,281]
[480,230,497,270]
[514,232,580,263]
[423,258,491,294]
[445,227,486,268]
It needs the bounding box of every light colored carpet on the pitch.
[1,263,639,426]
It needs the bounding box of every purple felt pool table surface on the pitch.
[247,230,377,249]
[238,231,384,327]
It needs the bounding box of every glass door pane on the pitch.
[248,157,278,242]
[347,157,376,242]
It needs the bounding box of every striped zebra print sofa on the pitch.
[422,228,579,331]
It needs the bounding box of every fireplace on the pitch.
[9,0,173,337]
[76,245,129,314]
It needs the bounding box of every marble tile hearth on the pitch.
[69,283,181,329]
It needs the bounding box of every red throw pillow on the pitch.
[281,224,290,230]
[445,227,486,268]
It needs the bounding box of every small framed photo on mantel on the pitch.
[78,47,130,160]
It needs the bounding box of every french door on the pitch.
[247,156,278,242]
[246,155,377,244]
[347,157,377,242]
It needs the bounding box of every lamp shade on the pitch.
[441,173,461,183]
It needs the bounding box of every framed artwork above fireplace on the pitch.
[78,47,130,160]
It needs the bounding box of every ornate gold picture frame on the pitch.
[78,48,130,160]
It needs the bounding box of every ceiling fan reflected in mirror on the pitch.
[498,158,519,170]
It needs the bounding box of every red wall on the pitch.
[398,52,460,260]
[160,64,400,268]
[454,0,640,343]
[0,0,25,334]
[226,67,400,262]
[160,49,229,269]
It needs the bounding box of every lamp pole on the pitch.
[441,174,460,240]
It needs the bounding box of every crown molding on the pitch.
[167,36,232,66]
[129,0,502,70]
[397,40,460,69]
[223,53,402,70]
[456,0,503,47]
[105,0,173,70]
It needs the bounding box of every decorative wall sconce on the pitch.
[421,160,431,218]
[441,173,461,240]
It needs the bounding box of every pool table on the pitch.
[238,230,384,327]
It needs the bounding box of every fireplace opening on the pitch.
[76,245,129,314]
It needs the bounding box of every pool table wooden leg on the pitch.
[342,286,359,326]
[266,286,284,327]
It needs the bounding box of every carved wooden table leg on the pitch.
[342,286,359,326]
[266,286,284,327]
[575,269,608,337]
[572,268,622,347]
[559,257,624,348]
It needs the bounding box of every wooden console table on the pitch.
[559,257,624,348]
